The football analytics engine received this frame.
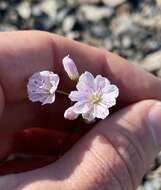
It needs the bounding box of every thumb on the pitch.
[0,100,161,190]
[56,99,161,190]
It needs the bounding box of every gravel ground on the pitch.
[0,0,161,189]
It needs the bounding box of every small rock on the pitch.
[136,186,144,190]
[104,39,113,50]
[0,1,8,11]
[63,16,75,32]
[111,15,134,35]
[41,0,58,17]
[66,31,80,39]
[156,0,161,7]
[67,0,101,5]
[113,38,121,47]
[103,0,125,7]
[0,24,17,31]
[7,10,18,24]
[56,7,70,25]
[32,4,43,17]
[121,35,132,48]
[141,40,160,54]
[133,14,161,29]
[17,1,31,19]
[79,5,113,22]
[141,51,161,72]
[90,23,107,38]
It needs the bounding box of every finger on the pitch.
[0,31,161,105]
[55,99,161,190]
[2,100,161,190]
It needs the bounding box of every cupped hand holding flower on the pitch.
[1,31,161,190]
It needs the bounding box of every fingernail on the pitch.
[147,102,161,148]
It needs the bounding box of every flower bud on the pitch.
[64,106,79,120]
[62,55,79,80]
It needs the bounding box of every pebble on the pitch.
[90,23,108,38]
[141,51,161,72]
[0,24,17,31]
[67,0,101,4]
[121,35,132,48]
[17,1,31,19]
[62,16,75,32]
[156,0,161,7]
[32,4,43,17]
[111,15,134,35]
[79,5,113,22]
[103,0,126,7]
[0,1,8,11]
[138,167,161,190]
[40,0,58,17]
[104,39,113,50]
[133,14,161,29]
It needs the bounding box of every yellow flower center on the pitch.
[89,92,101,104]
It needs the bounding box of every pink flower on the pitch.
[27,71,59,105]
[62,55,79,80]
[64,71,119,122]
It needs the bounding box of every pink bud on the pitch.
[62,55,79,80]
[64,106,79,120]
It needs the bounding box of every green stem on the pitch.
[56,90,69,96]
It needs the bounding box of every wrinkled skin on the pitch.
[0,31,161,190]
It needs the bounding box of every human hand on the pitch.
[0,31,161,190]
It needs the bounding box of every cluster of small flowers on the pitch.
[27,55,119,122]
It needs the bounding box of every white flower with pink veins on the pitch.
[27,71,59,105]
[64,71,119,122]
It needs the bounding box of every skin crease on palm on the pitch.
[0,31,161,190]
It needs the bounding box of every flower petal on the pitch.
[64,106,79,120]
[94,75,110,91]
[76,71,95,93]
[82,107,95,122]
[102,84,119,98]
[49,73,60,87]
[39,71,52,77]
[100,97,116,108]
[94,104,109,119]
[27,71,59,105]
[73,101,92,114]
[41,95,56,105]
[28,93,46,103]
[69,91,88,102]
